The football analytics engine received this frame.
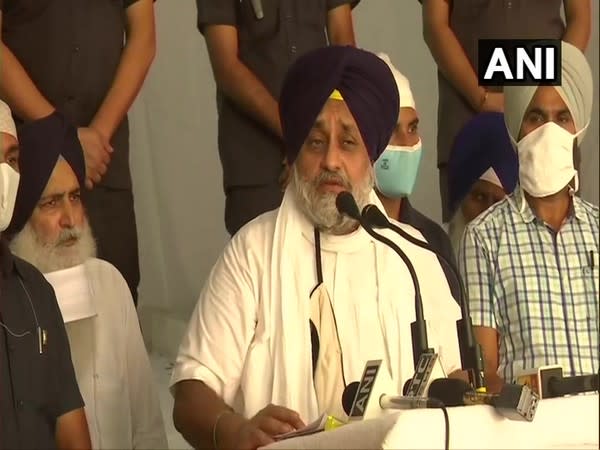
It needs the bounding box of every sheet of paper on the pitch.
[274,413,329,441]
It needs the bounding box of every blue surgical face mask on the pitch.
[374,140,423,198]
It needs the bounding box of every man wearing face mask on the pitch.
[459,41,598,394]
[0,101,92,449]
[447,112,519,254]
[374,53,459,300]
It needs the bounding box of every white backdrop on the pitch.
[129,1,600,355]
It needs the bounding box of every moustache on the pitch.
[55,228,82,246]
[314,171,351,190]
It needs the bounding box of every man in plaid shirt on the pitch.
[459,41,598,394]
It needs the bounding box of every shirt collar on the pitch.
[509,185,589,225]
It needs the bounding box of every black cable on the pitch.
[441,405,450,450]
[427,398,450,450]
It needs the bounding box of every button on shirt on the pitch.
[459,187,599,382]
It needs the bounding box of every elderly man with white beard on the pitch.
[171,45,463,450]
[6,112,167,450]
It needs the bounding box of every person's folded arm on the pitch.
[90,0,156,141]
[422,0,485,111]
[204,24,283,138]
[563,0,591,52]
[326,3,356,46]
[0,12,55,119]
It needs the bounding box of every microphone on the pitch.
[250,0,264,19]
[428,378,539,421]
[336,192,433,369]
[362,204,486,392]
[343,360,443,421]
[515,365,599,399]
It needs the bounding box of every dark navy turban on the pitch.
[448,112,519,216]
[279,45,399,163]
[7,111,86,234]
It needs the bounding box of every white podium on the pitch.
[264,394,599,449]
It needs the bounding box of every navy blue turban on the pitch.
[7,111,86,235]
[279,45,399,163]
[447,112,518,216]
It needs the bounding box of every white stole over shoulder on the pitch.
[265,188,409,422]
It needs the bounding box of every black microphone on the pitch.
[515,366,599,399]
[342,382,443,416]
[428,378,539,421]
[342,381,361,415]
[342,362,443,420]
[550,373,599,397]
[336,192,433,368]
[362,204,486,392]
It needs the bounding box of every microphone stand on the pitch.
[336,192,434,369]
[362,204,486,392]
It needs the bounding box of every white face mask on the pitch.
[0,162,20,232]
[516,122,582,198]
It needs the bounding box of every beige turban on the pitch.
[377,53,416,110]
[0,100,17,139]
[504,41,593,146]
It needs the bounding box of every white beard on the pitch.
[10,221,97,274]
[291,164,374,235]
[448,208,469,258]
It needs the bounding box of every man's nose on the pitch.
[321,141,342,172]
[59,202,75,228]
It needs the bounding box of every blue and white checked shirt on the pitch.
[459,186,599,382]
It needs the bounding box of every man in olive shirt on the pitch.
[198,0,359,235]
[0,0,156,305]
[0,101,90,450]
[421,0,591,223]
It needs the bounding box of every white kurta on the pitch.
[171,189,461,422]
[45,258,167,450]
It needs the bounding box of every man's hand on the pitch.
[279,157,291,191]
[218,404,305,450]
[77,127,113,189]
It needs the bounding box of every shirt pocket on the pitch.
[238,0,280,41]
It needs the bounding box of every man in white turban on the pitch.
[374,53,459,301]
[459,41,598,394]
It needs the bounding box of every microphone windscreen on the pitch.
[342,381,360,415]
[402,378,412,396]
[336,191,361,220]
[428,378,471,407]
[362,204,390,228]
[549,373,600,397]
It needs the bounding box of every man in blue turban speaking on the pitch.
[170,46,463,450]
